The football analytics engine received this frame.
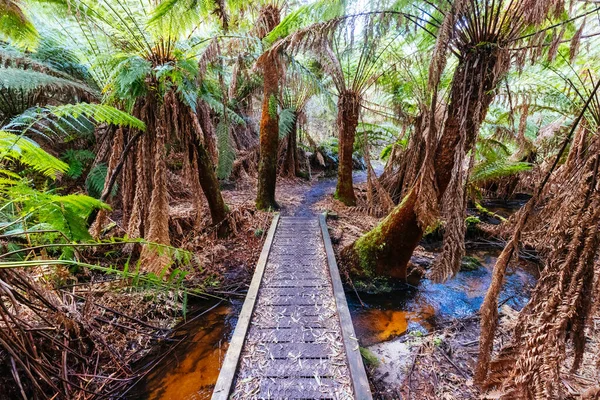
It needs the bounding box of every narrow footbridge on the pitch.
[212,215,372,400]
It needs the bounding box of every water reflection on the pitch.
[140,303,239,400]
[349,249,538,346]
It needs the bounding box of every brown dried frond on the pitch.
[570,17,586,61]
[197,37,220,80]
[428,0,467,90]
[483,150,600,398]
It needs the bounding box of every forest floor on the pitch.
[23,167,596,399]
[185,166,599,399]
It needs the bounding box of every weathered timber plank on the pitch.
[319,214,373,400]
[211,214,280,400]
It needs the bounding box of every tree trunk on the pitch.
[191,134,230,237]
[282,112,298,177]
[256,52,280,210]
[335,91,360,206]
[342,50,499,279]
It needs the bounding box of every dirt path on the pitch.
[282,162,383,217]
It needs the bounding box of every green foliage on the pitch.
[355,122,403,152]
[108,55,153,100]
[0,0,38,48]
[216,122,235,180]
[61,149,96,179]
[0,168,109,243]
[470,159,532,184]
[380,143,394,161]
[0,66,93,94]
[0,130,68,177]
[50,103,146,131]
[278,108,296,138]
[202,94,246,126]
[265,0,346,45]
[4,103,145,145]
[86,163,115,198]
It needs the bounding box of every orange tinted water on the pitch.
[352,305,435,346]
[143,305,234,400]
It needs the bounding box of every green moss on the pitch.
[354,223,385,277]
[360,347,381,367]
[460,255,483,271]
[268,94,278,119]
[465,215,480,226]
[423,219,443,240]
[475,202,507,222]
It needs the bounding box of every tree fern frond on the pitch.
[470,160,532,184]
[0,0,39,48]
[61,149,96,178]
[3,103,145,142]
[0,66,94,95]
[85,163,115,198]
[278,108,296,139]
[201,94,246,126]
[49,103,146,130]
[0,130,68,177]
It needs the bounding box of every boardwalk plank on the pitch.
[212,215,372,400]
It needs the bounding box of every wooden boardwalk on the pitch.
[212,214,372,400]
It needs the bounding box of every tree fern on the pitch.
[0,0,38,48]
[61,149,96,178]
[85,163,116,198]
[470,160,532,184]
[216,121,235,180]
[0,67,93,95]
[3,103,146,142]
[278,108,296,139]
[0,130,68,177]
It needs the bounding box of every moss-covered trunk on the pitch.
[282,112,299,177]
[256,53,280,210]
[335,91,360,206]
[343,50,499,279]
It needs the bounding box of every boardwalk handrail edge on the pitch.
[211,213,280,400]
[318,214,373,400]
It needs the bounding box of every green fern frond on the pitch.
[470,160,532,184]
[0,67,94,95]
[49,103,146,131]
[201,94,246,126]
[61,149,96,179]
[4,103,145,143]
[216,122,235,180]
[265,0,346,45]
[0,130,68,177]
[86,163,116,198]
[0,0,38,48]
[278,108,296,139]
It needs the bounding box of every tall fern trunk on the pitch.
[140,102,171,274]
[256,52,280,210]
[335,91,360,206]
[190,127,230,237]
[282,112,299,177]
[342,50,499,279]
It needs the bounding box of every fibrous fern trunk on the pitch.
[342,49,500,278]
[256,52,280,210]
[282,112,299,177]
[335,91,360,206]
[189,122,230,237]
